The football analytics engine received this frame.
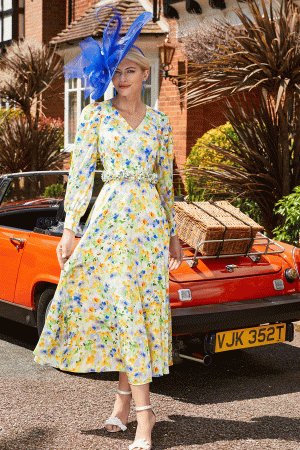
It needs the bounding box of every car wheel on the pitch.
[37,288,56,336]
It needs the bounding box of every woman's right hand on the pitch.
[56,228,76,269]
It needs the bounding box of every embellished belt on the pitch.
[101,169,158,185]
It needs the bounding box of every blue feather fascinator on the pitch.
[63,6,152,100]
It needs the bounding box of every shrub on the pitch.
[0,113,66,174]
[186,122,239,168]
[272,186,300,247]
[0,108,22,123]
[43,183,66,198]
[232,197,263,227]
[184,122,240,200]
[38,116,64,149]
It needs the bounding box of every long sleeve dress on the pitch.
[33,99,177,385]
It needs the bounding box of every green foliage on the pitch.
[184,176,208,201]
[0,108,23,142]
[43,183,66,198]
[174,177,182,197]
[0,108,22,121]
[186,122,239,168]
[232,198,262,226]
[184,122,240,201]
[272,186,300,246]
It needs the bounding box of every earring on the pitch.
[142,81,146,96]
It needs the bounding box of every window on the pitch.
[64,57,159,150]
[64,77,105,150]
[144,59,159,109]
[142,65,153,106]
[0,98,11,109]
[0,0,24,49]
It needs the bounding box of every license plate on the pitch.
[215,323,287,353]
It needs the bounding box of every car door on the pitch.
[0,226,30,303]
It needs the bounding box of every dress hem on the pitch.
[33,354,173,385]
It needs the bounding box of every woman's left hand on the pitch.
[169,234,184,271]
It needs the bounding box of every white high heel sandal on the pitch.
[105,389,132,432]
[128,405,156,450]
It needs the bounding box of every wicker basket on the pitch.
[174,200,264,256]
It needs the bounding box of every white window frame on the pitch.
[147,58,159,110]
[0,97,13,109]
[0,0,13,44]
[64,57,159,152]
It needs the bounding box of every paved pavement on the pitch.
[1,317,300,450]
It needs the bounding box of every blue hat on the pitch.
[63,6,152,100]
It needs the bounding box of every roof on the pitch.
[50,0,166,46]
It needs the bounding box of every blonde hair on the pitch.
[124,47,150,71]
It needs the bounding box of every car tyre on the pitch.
[37,288,56,336]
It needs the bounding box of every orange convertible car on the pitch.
[1,170,300,365]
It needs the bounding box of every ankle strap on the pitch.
[135,405,152,411]
[117,389,132,395]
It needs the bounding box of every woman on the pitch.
[33,10,183,450]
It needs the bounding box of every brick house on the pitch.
[2,0,251,188]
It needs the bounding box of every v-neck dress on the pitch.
[33,99,177,385]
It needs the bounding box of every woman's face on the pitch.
[112,59,149,97]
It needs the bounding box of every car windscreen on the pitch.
[0,178,12,205]
[0,172,104,211]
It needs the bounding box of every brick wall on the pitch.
[41,74,65,123]
[72,0,100,22]
[43,0,67,44]
[187,103,227,159]
[157,30,230,194]
[24,1,67,122]
[25,0,43,42]
[157,16,234,185]
[158,42,188,194]
[25,0,66,43]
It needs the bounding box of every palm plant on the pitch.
[182,0,300,232]
[0,114,65,174]
[187,93,300,233]
[0,39,62,120]
[185,0,300,108]
[0,39,65,174]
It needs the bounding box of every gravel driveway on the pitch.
[1,317,300,450]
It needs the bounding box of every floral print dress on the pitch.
[33,99,177,385]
